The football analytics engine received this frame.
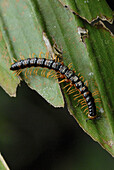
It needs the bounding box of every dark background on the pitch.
[0,80,114,170]
[0,1,114,169]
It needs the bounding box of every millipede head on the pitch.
[10,63,19,71]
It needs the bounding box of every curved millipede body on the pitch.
[10,58,97,120]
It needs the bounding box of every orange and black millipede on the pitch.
[10,57,98,120]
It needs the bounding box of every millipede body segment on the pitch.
[10,57,97,120]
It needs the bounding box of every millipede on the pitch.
[10,54,100,121]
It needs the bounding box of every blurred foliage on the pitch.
[0,154,9,170]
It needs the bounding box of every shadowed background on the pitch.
[0,82,114,170]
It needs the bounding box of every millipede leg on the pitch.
[78,73,81,77]
[73,93,80,97]
[32,53,36,58]
[66,86,72,92]
[96,106,100,112]
[72,69,76,73]
[92,90,100,96]
[68,89,76,95]
[12,71,17,75]
[33,68,39,75]
[51,73,59,79]
[39,51,43,58]
[53,54,58,61]
[11,62,15,65]
[14,70,19,76]
[29,67,34,76]
[77,98,84,103]
[74,95,81,100]
[33,68,37,75]
[20,55,25,60]
[63,83,70,89]
[29,53,32,58]
[12,57,18,62]
[57,57,60,62]
[84,80,88,87]
[42,71,45,77]
[53,76,59,80]
[81,105,87,109]
[24,68,28,79]
[95,98,101,103]
[51,72,60,79]
[45,51,49,59]
[80,100,87,105]
[92,92,99,96]
[80,76,84,82]
[16,70,22,76]
[85,111,89,115]
[59,73,65,79]
[41,69,46,77]
[84,108,88,113]
[47,70,53,78]
[52,54,55,60]
[51,72,56,78]
[68,63,73,69]
[59,79,66,84]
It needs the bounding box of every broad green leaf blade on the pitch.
[0,0,113,156]
[0,27,19,96]
[0,154,9,170]
[0,0,64,107]
[66,22,114,155]
[32,0,113,155]
[59,0,113,23]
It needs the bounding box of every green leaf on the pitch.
[0,0,64,107]
[0,0,113,156]
[59,0,113,23]
[0,154,9,170]
[0,28,19,96]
